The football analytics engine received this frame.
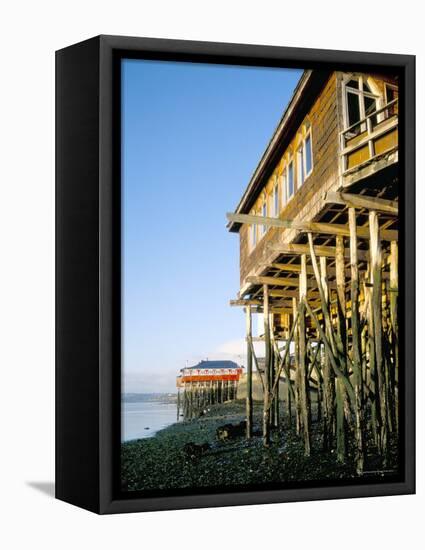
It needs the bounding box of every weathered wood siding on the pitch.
[238,71,398,286]
[239,73,341,284]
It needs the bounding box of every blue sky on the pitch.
[122,58,302,393]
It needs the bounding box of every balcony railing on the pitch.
[341,98,398,174]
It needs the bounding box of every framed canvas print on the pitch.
[56,35,415,514]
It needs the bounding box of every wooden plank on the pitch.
[251,307,294,315]
[324,191,398,215]
[270,262,315,274]
[230,299,262,307]
[247,275,299,287]
[268,242,369,262]
[269,261,388,280]
[247,275,327,289]
[226,212,397,240]
[269,288,320,299]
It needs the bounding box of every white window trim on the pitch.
[286,159,295,201]
[297,144,305,187]
[272,179,279,217]
[304,130,313,179]
[281,169,287,207]
[260,198,267,238]
[342,74,381,130]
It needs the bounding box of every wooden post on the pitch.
[335,235,346,462]
[293,296,301,435]
[369,210,388,459]
[246,306,253,438]
[390,241,399,432]
[274,343,280,429]
[270,317,279,429]
[320,256,334,450]
[286,342,292,429]
[263,284,271,447]
[349,207,364,474]
[177,388,180,420]
[299,254,311,456]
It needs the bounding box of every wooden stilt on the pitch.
[335,235,347,463]
[263,284,271,447]
[369,210,388,460]
[270,317,279,428]
[177,388,180,420]
[286,350,292,429]
[246,306,253,438]
[293,297,301,435]
[390,241,399,432]
[349,207,364,474]
[299,254,311,456]
[320,256,334,451]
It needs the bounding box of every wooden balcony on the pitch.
[341,98,398,178]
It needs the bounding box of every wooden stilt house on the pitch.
[176,360,243,419]
[227,69,399,473]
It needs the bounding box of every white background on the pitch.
[0,1,422,548]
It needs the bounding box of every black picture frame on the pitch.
[56,34,415,514]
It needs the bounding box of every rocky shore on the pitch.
[121,400,398,493]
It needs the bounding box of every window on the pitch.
[273,180,279,217]
[305,133,312,175]
[297,145,305,186]
[344,76,379,130]
[261,200,267,236]
[281,170,287,207]
[287,161,294,198]
[385,83,399,116]
[385,83,398,104]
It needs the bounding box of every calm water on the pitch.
[122,401,179,442]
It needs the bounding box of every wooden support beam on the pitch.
[299,254,311,456]
[230,298,262,307]
[251,306,294,315]
[269,261,388,280]
[268,242,369,262]
[263,284,271,447]
[335,235,347,463]
[268,288,320,299]
[390,241,399,432]
[320,256,335,451]
[349,207,364,474]
[247,274,336,289]
[246,305,253,439]
[324,191,398,215]
[370,210,388,459]
[270,262,315,274]
[226,212,397,241]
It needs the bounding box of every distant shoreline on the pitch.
[122,392,177,404]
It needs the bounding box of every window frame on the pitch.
[343,75,381,130]
[260,197,267,237]
[287,159,294,200]
[297,143,305,187]
[304,130,313,178]
[272,178,279,217]
[384,82,399,105]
